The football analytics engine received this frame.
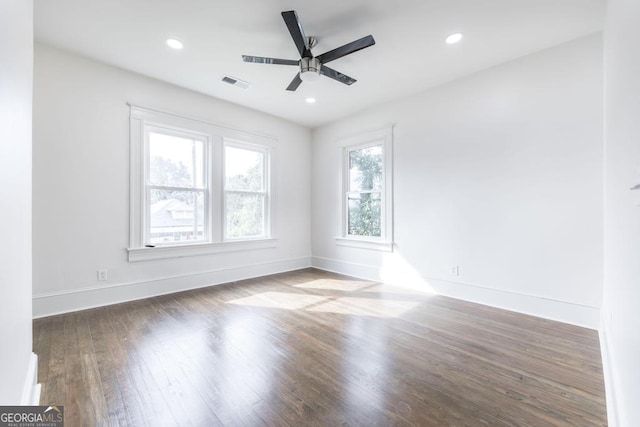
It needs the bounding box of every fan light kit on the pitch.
[242,10,376,91]
[300,57,321,82]
[305,97,316,104]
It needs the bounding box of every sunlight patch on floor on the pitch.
[227,291,327,310]
[227,291,420,318]
[293,279,373,292]
[307,297,419,318]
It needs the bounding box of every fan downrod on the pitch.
[307,36,317,49]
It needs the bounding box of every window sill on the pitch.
[127,238,277,262]
[335,237,394,252]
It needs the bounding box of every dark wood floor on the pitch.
[33,268,607,426]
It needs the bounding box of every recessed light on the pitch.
[445,33,463,45]
[305,97,316,104]
[166,38,184,50]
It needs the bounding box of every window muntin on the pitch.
[346,144,383,238]
[145,129,208,246]
[224,143,268,239]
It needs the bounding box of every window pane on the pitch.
[149,132,204,188]
[225,146,264,191]
[225,193,264,238]
[149,189,204,244]
[349,145,382,191]
[348,192,381,237]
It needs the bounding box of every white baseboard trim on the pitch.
[599,322,618,427]
[311,256,600,329]
[33,257,311,318]
[20,353,40,405]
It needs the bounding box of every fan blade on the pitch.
[281,11,311,58]
[320,65,356,85]
[242,55,298,66]
[317,35,375,64]
[286,73,303,91]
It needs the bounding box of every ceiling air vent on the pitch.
[220,75,251,90]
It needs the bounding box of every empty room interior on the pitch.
[1,0,639,425]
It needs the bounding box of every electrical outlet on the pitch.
[97,269,108,281]
[451,266,460,276]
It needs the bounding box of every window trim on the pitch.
[128,104,276,262]
[127,239,278,262]
[336,126,394,251]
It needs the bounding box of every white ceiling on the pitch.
[34,0,605,128]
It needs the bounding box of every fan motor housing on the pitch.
[300,57,321,82]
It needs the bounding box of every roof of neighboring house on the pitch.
[150,198,202,228]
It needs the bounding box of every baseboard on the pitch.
[33,257,311,318]
[599,321,618,427]
[20,353,40,405]
[311,256,600,329]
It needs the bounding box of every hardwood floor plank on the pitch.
[96,309,148,427]
[33,315,52,382]
[76,312,110,426]
[33,268,607,426]
[41,315,66,405]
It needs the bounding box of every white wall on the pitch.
[32,44,311,317]
[311,34,604,328]
[0,0,36,404]
[601,0,640,425]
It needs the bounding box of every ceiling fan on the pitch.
[242,10,376,91]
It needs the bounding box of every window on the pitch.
[224,143,268,239]
[146,128,208,245]
[347,144,383,237]
[129,105,275,261]
[337,127,393,251]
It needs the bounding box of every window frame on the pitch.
[345,141,384,239]
[128,105,276,262]
[336,126,394,252]
[143,124,211,247]
[223,139,271,241]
